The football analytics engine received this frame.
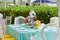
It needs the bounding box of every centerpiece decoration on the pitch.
[24,10,41,29]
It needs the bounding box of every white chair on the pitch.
[0,13,3,19]
[50,17,59,28]
[5,16,12,25]
[14,16,25,24]
[41,24,57,40]
[0,26,4,40]
[0,19,5,34]
[0,13,6,34]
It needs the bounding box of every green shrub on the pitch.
[0,6,58,24]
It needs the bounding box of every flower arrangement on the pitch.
[24,10,41,29]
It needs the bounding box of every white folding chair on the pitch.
[41,23,57,40]
[0,26,4,40]
[14,16,25,24]
[5,16,12,25]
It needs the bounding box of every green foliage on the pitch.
[0,6,58,24]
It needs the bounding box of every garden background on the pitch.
[0,6,58,24]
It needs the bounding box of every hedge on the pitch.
[0,6,58,24]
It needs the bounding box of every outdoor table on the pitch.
[6,23,57,40]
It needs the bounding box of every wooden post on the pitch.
[58,0,60,28]
[13,0,16,6]
[28,0,30,6]
[4,0,6,9]
[28,0,31,6]
[40,0,42,6]
[18,0,21,5]
[20,0,22,5]
[3,0,6,18]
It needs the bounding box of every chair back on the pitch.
[5,16,12,25]
[0,26,4,40]
[14,16,25,24]
[0,13,3,19]
[41,24,57,40]
[0,19,5,34]
[50,17,59,28]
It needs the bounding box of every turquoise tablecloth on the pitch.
[6,24,57,40]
